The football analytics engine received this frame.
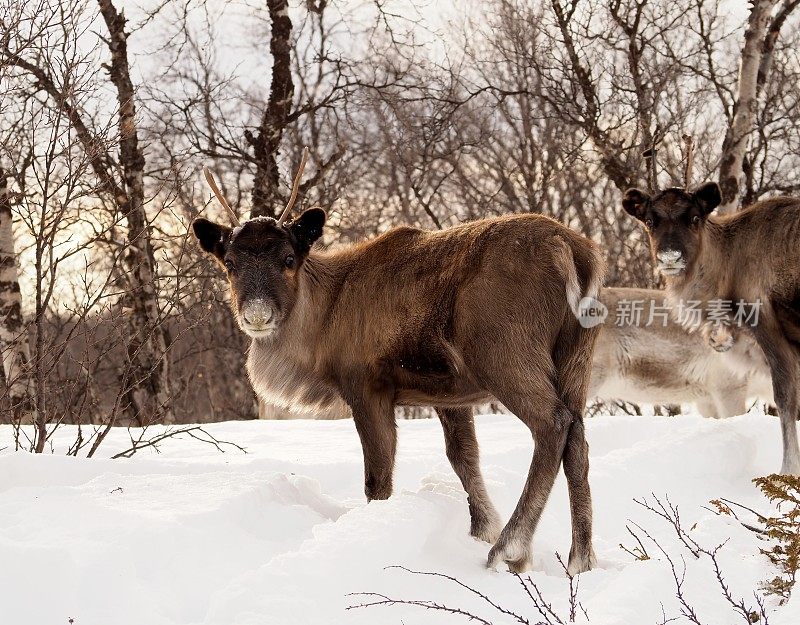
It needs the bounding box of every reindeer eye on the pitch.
[284,254,295,268]
[691,215,701,225]
[224,259,236,272]
[644,219,653,229]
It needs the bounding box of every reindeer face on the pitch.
[622,182,721,278]
[192,209,326,339]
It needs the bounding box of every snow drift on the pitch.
[1,412,798,624]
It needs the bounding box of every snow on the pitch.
[1,412,798,625]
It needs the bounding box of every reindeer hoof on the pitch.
[365,483,392,501]
[567,546,597,575]
[706,323,734,352]
[487,537,531,573]
[779,460,800,476]
[710,336,734,352]
[468,502,503,544]
[471,514,503,544]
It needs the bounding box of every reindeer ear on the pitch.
[693,182,721,215]
[193,218,232,260]
[290,208,326,254]
[622,188,650,221]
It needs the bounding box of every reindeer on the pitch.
[590,287,772,418]
[192,154,605,574]
[621,182,800,474]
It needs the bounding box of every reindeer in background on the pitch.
[621,136,800,474]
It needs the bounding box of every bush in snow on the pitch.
[626,495,769,625]
[754,474,800,604]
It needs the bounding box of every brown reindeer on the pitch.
[622,183,800,474]
[192,181,604,574]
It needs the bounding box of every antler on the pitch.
[683,134,694,190]
[202,166,241,226]
[276,146,310,226]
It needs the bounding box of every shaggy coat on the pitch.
[193,210,605,573]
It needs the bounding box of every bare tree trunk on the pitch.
[246,0,295,218]
[98,0,173,424]
[0,166,34,425]
[246,0,294,418]
[717,0,775,214]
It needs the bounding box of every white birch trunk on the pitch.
[0,168,34,424]
[717,0,776,214]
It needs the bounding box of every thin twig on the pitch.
[110,425,246,459]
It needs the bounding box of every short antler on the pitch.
[276,146,310,227]
[202,166,241,226]
[683,134,694,190]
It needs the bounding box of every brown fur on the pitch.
[193,211,605,573]
[622,185,800,474]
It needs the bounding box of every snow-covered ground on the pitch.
[1,411,798,625]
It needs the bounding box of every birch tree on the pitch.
[717,0,776,214]
[0,166,33,425]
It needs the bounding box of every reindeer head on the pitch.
[622,182,721,278]
[193,210,325,339]
[193,148,324,339]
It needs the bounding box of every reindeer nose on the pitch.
[657,249,682,263]
[242,300,274,328]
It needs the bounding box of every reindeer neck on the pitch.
[283,249,350,345]
[245,250,346,410]
[665,219,730,307]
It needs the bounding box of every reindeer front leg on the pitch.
[344,387,398,501]
[752,313,800,475]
